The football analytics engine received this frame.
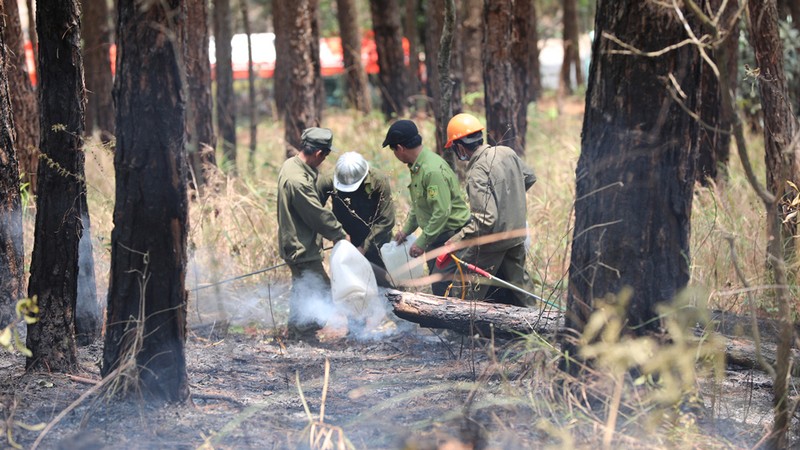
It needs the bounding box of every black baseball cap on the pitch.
[382,120,420,148]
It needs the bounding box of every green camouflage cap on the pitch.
[301,127,335,152]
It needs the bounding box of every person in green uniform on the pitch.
[382,119,470,296]
[277,127,349,339]
[444,113,537,307]
[318,152,396,287]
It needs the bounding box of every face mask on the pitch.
[455,144,470,161]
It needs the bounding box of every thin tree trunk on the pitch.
[559,0,582,95]
[747,0,800,261]
[25,0,37,76]
[483,0,530,155]
[404,0,422,105]
[103,0,190,402]
[336,0,371,113]
[427,0,461,155]
[0,15,24,327]
[746,1,799,446]
[26,0,86,373]
[2,0,39,194]
[283,0,322,156]
[369,0,408,119]
[696,0,738,184]
[185,0,218,189]
[461,0,483,109]
[273,0,290,119]
[564,1,701,367]
[214,0,237,171]
[240,0,258,172]
[75,207,99,346]
[82,0,115,142]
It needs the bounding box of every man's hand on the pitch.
[394,230,407,243]
[409,243,424,258]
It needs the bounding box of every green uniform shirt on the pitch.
[451,144,536,251]
[277,156,346,264]
[402,149,470,249]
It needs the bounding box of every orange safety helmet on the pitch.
[445,113,484,148]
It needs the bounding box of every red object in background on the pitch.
[25,32,409,86]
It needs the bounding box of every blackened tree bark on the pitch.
[2,0,39,194]
[461,0,483,109]
[186,0,218,188]
[369,0,408,119]
[336,0,371,113]
[426,0,462,155]
[82,0,115,142]
[102,0,190,402]
[483,0,530,155]
[559,0,583,95]
[26,0,86,372]
[748,0,800,260]
[214,0,236,171]
[0,15,24,327]
[564,1,702,365]
[696,0,739,184]
[273,0,290,119]
[283,0,322,157]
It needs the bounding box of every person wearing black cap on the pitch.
[382,119,470,296]
[277,127,349,340]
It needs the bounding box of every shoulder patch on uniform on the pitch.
[427,185,439,200]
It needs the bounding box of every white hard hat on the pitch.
[334,152,369,192]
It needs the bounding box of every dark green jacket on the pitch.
[277,156,346,264]
[402,149,470,249]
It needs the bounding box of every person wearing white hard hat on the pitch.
[318,152,396,287]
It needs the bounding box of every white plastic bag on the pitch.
[380,234,425,285]
[329,240,385,331]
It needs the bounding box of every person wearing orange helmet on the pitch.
[444,113,537,307]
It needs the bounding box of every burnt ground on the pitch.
[0,283,785,450]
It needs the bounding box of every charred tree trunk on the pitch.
[483,0,530,155]
[696,0,739,185]
[75,205,99,346]
[564,2,702,368]
[185,0,218,189]
[26,0,86,372]
[559,0,583,95]
[0,18,24,327]
[283,0,322,157]
[2,0,39,194]
[461,0,483,109]
[369,0,408,120]
[747,0,800,261]
[386,290,562,339]
[82,0,115,142]
[214,0,236,171]
[103,0,189,403]
[336,0,371,114]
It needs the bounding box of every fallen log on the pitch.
[385,289,563,340]
[386,290,800,375]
